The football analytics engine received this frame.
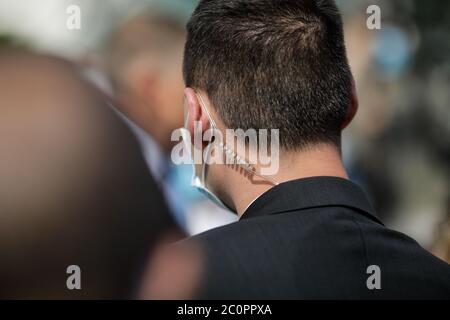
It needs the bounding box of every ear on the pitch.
[184,88,211,143]
[341,78,359,130]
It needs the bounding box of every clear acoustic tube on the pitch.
[219,142,279,186]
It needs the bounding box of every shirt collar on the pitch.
[241,176,383,225]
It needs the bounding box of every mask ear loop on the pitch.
[196,91,279,186]
[183,98,193,159]
[184,101,189,128]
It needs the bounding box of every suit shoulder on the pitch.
[184,220,247,244]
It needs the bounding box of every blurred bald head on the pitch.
[0,49,116,216]
[0,49,176,299]
[106,12,186,152]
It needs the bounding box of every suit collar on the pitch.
[241,176,383,225]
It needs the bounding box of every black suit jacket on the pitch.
[186,177,450,299]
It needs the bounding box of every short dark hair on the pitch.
[183,0,352,150]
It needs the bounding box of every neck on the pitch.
[224,144,348,217]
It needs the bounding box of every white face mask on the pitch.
[191,143,233,211]
[182,92,279,213]
[182,99,233,211]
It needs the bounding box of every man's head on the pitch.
[182,0,357,213]
[107,12,187,152]
[183,0,357,151]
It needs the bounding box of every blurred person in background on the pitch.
[0,48,179,299]
[339,0,450,247]
[104,9,236,234]
[106,12,186,154]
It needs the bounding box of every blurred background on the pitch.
[0,0,449,297]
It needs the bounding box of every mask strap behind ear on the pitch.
[196,91,218,128]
